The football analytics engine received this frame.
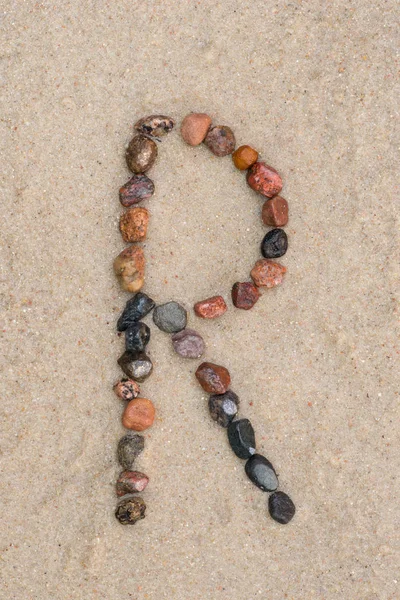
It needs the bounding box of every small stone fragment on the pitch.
[117,293,155,331]
[180,113,212,146]
[268,491,296,524]
[113,378,140,401]
[118,351,153,381]
[204,125,236,157]
[113,246,145,293]
[153,301,187,333]
[122,397,155,431]
[262,196,289,227]
[195,362,231,394]
[171,328,205,359]
[247,162,283,198]
[117,433,145,469]
[244,454,278,492]
[119,174,155,207]
[261,228,288,259]
[116,471,149,496]
[125,322,150,353]
[115,495,146,525]
[126,134,158,173]
[119,207,149,243]
[250,259,286,288]
[208,390,239,427]
[194,296,227,319]
[227,418,256,458]
[232,145,259,170]
[231,282,260,310]
[134,114,175,138]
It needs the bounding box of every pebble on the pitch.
[117,433,145,469]
[117,351,153,381]
[247,162,283,198]
[113,246,145,293]
[268,491,296,524]
[115,495,146,525]
[244,454,278,492]
[250,259,286,288]
[117,293,155,331]
[119,207,149,243]
[232,145,258,170]
[227,418,256,458]
[262,196,289,227]
[119,174,155,207]
[261,228,288,259]
[125,322,150,353]
[153,301,187,333]
[180,113,212,146]
[195,362,231,394]
[122,397,155,431]
[204,126,236,156]
[113,378,140,401]
[208,390,239,427]
[194,295,227,319]
[126,134,158,173]
[171,328,205,359]
[116,470,149,496]
[231,282,260,310]
[134,114,175,138]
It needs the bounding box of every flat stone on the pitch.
[117,351,153,381]
[261,228,288,259]
[116,471,149,496]
[231,282,260,310]
[204,125,236,156]
[117,293,155,331]
[250,259,286,288]
[245,454,278,492]
[119,174,155,207]
[119,207,149,243]
[125,322,150,353]
[126,134,158,173]
[117,433,145,469]
[134,114,175,138]
[194,295,227,319]
[227,418,256,458]
[247,162,283,198]
[268,491,296,524]
[113,246,145,293]
[171,328,205,359]
[115,495,146,525]
[181,113,212,146]
[195,362,231,394]
[153,301,187,333]
[113,378,140,401]
[209,390,239,427]
[262,196,289,227]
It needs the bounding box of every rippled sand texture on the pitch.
[0,2,399,599]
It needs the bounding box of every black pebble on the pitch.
[268,491,296,524]
[227,418,256,459]
[117,293,155,331]
[209,390,239,427]
[125,322,150,352]
[245,453,278,492]
[261,228,288,259]
[117,351,153,382]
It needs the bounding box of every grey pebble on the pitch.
[245,454,279,492]
[117,433,145,469]
[153,301,187,333]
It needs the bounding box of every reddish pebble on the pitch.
[119,207,149,243]
[247,162,283,198]
[204,126,236,157]
[262,196,289,227]
[231,282,260,310]
[194,295,227,319]
[113,379,140,401]
[119,174,154,207]
[122,398,155,431]
[181,113,212,146]
[250,259,286,288]
[116,470,149,496]
[171,328,205,359]
[195,362,231,394]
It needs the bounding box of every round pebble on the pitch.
[250,259,286,288]
[180,113,212,146]
[117,351,153,382]
[194,295,227,319]
[208,390,239,427]
[117,433,145,469]
[247,162,283,198]
[126,134,158,173]
[119,174,155,207]
[153,301,187,333]
[113,379,140,401]
[268,491,296,524]
[119,207,149,243]
[195,362,231,394]
[204,125,236,157]
[134,114,175,138]
[122,397,155,431]
[231,282,260,310]
[116,470,149,496]
[113,246,145,293]
[171,328,205,359]
[117,293,155,332]
[261,228,288,259]
[232,145,258,170]
[227,418,256,458]
[244,454,278,492]
[125,322,150,353]
[262,196,289,227]
[115,495,146,525]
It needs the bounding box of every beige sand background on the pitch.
[0,1,399,599]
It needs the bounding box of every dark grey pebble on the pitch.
[115,495,146,525]
[118,351,153,381]
[268,491,296,524]
[153,301,187,333]
[245,454,278,492]
[125,322,150,353]
[117,293,155,331]
[117,433,145,469]
[261,228,288,259]
[209,391,239,427]
[227,418,256,458]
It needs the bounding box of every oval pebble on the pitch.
[119,174,155,207]
[247,162,283,198]
[125,322,150,353]
[116,470,149,496]
[261,228,288,259]
[117,433,145,469]
[268,491,296,524]
[126,135,158,174]
[227,418,256,458]
[117,351,153,382]
[153,301,187,333]
[171,328,205,359]
[113,379,140,401]
[134,114,175,138]
[180,113,212,146]
[117,293,155,332]
[119,207,149,243]
[204,126,236,157]
[115,495,146,525]
[195,362,231,394]
[208,390,239,427]
[245,454,278,492]
[113,246,145,293]
[122,397,155,431]
[250,259,286,288]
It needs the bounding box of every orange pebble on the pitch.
[194,295,227,319]
[232,145,258,170]
[122,398,155,431]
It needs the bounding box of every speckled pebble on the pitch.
[119,207,149,243]
[250,259,286,288]
[153,301,187,333]
[115,495,146,525]
[117,293,155,332]
[117,433,145,469]
[171,328,205,358]
[194,295,227,319]
[208,390,239,427]
[204,125,236,156]
[117,351,153,381]
[113,379,140,401]
[113,246,145,293]
[247,162,283,198]
[134,114,175,138]
[119,174,155,207]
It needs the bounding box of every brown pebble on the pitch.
[231,282,260,310]
[134,114,175,138]
[113,379,140,401]
[171,328,205,359]
[180,113,212,146]
[250,259,286,288]
[195,362,231,394]
[116,471,149,496]
[232,145,259,170]
[113,246,145,293]
[194,296,227,319]
[119,207,149,243]
[119,174,155,207]
[122,398,155,431]
[115,495,146,525]
[204,126,236,157]
[247,162,283,198]
[262,196,289,227]
[126,135,158,173]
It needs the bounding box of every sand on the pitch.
[0,1,399,599]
